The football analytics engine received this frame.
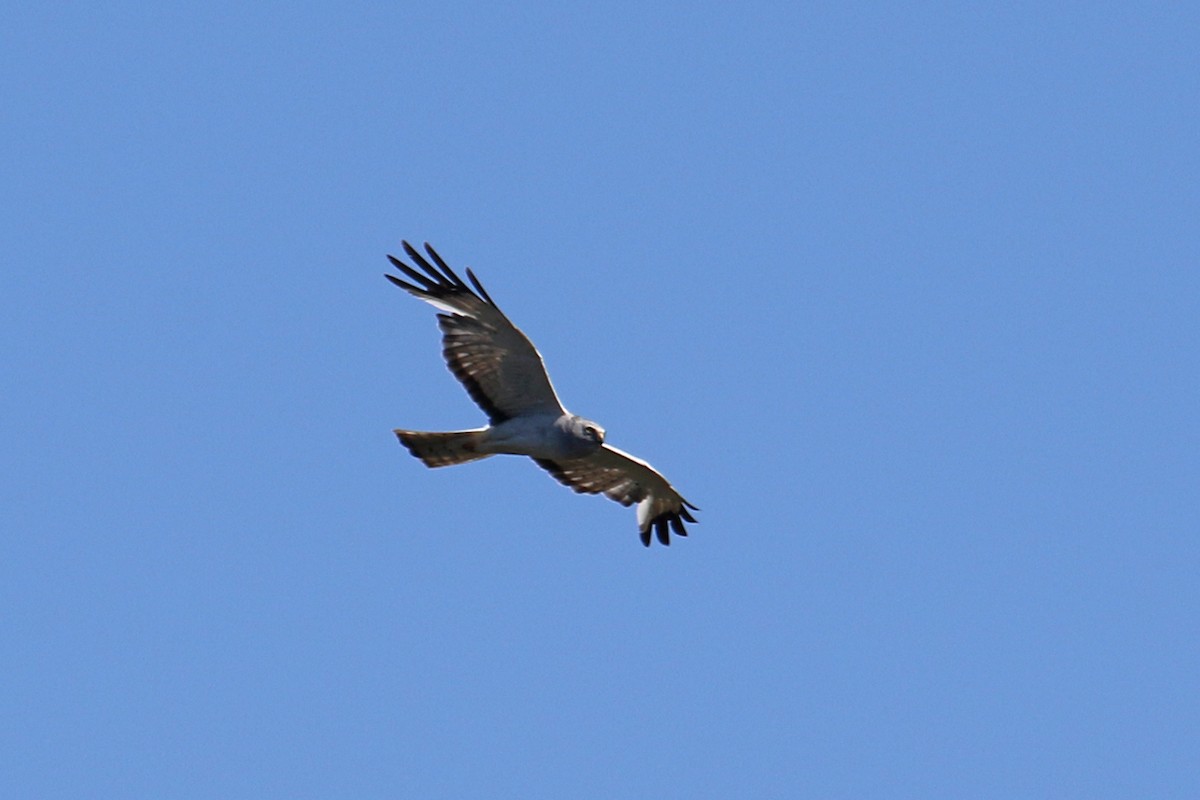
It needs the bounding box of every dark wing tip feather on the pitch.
[669,516,688,538]
[466,268,497,306]
[641,504,698,547]
[381,267,434,298]
[386,252,444,291]
[399,240,424,269]
[387,241,498,309]
[383,273,420,294]
[401,240,458,288]
[422,242,470,290]
[655,517,671,546]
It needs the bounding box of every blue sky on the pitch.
[3,3,1197,797]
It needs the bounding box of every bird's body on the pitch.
[386,241,697,546]
[396,412,601,465]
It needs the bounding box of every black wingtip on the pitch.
[639,507,697,547]
[466,267,496,306]
[401,240,446,284]
[384,272,419,293]
[670,516,687,538]
[388,241,494,307]
[422,242,468,289]
[387,253,443,293]
[654,517,671,546]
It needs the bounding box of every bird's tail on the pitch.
[394,428,491,468]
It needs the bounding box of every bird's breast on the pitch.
[483,415,576,459]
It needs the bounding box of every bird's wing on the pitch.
[386,242,566,423]
[534,444,699,546]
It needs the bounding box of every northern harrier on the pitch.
[386,241,698,546]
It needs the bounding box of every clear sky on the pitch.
[3,3,1197,797]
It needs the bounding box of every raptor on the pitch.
[385,241,698,546]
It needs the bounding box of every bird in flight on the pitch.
[385,241,698,546]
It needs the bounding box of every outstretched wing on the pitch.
[386,242,566,423]
[534,445,699,547]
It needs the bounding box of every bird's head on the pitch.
[572,416,606,445]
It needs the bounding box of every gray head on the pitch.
[568,415,606,446]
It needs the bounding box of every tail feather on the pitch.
[394,429,491,468]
